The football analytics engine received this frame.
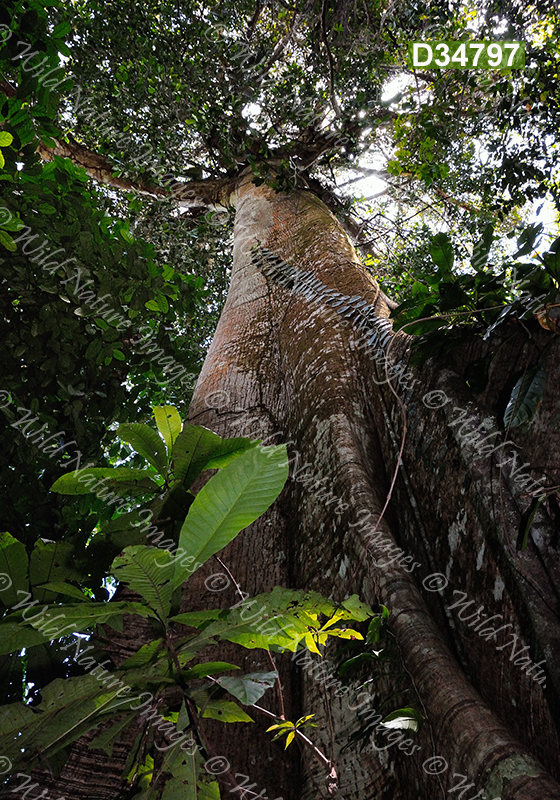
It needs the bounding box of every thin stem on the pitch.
[266,650,286,719]
[214,555,246,602]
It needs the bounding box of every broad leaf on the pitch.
[199,698,253,723]
[0,531,29,606]
[172,445,289,588]
[111,546,175,619]
[157,746,219,800]
[35,582,91,601]
[203,437,258,469]
[51,467,159,496]
[154,406,182,451]
[183,662,239,680]
[0,622,55,656]
[29,541,82,603]
[119,638,164,669]
[169,425,221,487]
[89,712,138,755]
[218,671,277,705]
[0,601,158,654]
[503,365,547,428]
[429,232,454,273]
[117,423,169,475]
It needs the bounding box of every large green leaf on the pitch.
[0,531,29,607]
[111,545,175,620]
[35,582,92,601]
[203,437,258,469]
[429,232,454,273]
[51,467,159,496]
[29,540,81,602]
[6,673,136,770]
[503,365,547,428]
[154,406,182,451]
[169,425,257,489]
[119,638,164,669]
[158,746,219,800]
[218,671,277,705]
[117,423,169,475]
[0,601,158,654]
[0,622,54,657]
[172,445,289,588]
[182,661,239,680]
[172,588,373,654]
[169,425,221,487]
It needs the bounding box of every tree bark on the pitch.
[186,178,560,800]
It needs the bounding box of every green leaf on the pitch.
[429,232,454,273]
[154,406,182,451]
[89,712,138,755]
[172,445,289,588]
[51,467,159,496]
[0,132,13,147]
[11,673,136,768]
[52,21,71,37]
[183,662,239,680]
[169,426,257,489]
[199,698,253,723]
[169,425,221,487]
[0,229,16,251]
[120,228,134,244]
[158,747,220,800]
[218,671,277,705]
[0,531,29,606]
[517,495,546,551]
[0,622,55,656]
[341,595,375,621]
[120,638,164,669]
[380,707,423,732]
[35,582,91,601]
[438,281,470,311]
[338,652,381,677]
[471,223,494,268]
[117,423,169,475]
[29,541,81,602]
[503,365,547,428]
[203,437,258,469]
[0,702,36,744]
[0,602,158,654]
[111,545,175,619]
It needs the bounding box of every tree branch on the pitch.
[36,135,237,208]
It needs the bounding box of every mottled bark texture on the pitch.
[186,179,560,800]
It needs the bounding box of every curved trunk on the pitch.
[186,179,560,800]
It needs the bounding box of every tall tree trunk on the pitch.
[187,178,560,800]
[15,178,560,800]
